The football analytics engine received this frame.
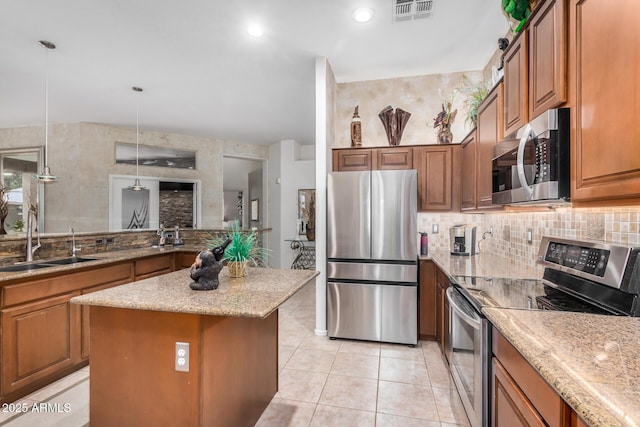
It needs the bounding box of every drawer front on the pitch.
[135,254,174,279]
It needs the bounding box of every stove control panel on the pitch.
[544,242,610,277]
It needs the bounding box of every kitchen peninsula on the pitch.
[71,266,318,427]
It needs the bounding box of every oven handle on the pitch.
[516,123,535,200]
[446,287,481,330]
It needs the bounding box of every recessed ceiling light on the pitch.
[352,8,374,23]
[247,24,264,37]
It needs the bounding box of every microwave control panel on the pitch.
[534,138,552,183]
[544,242,610,277]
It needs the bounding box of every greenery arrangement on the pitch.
[502,0,531,33]
[12,218,24,232]
[459,75,490,127]
[207,222,268,267]
[431,91,458,132]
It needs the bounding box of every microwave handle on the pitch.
[516,123,535,200]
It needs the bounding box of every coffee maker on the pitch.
[450,225,477,256]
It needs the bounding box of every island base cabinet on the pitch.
[89,306,278,427]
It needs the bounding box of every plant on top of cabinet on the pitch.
[502,0,532,33]
[430,92,457,145]
[459,74,490,127]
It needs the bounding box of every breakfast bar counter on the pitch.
[71,267,318,427]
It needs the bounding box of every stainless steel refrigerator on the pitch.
[327,169,418,345]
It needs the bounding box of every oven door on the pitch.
[446,286,488,427]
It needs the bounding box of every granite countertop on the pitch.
[421,248,543,280]
[71,267,318,319]
[0,245,206,283]
[485,308,640,427]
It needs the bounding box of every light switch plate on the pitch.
[432,224,439,234]
[175,342,189,372]
[526,228,533,245]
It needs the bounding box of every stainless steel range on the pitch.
[446,236,640,427]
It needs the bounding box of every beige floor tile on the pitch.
[441,423,470,427]
[279,319,312,348]
[299,334,341,352]
[377,380,439,421]
[310,404,376,427]
[421,340,442,358]
[0,398,39,424]
[379,357,430,385]
[380,343,425,361]
[338,340,381,356]
[330,352,379,379]
[285,348,336,373]
[276,368,328,403]
[375,412,441,427]
[433,386,470,426]
[319,375,378,412]
[279,345,296,372]
[425,358,455,389]
[254,397,316,427]
[25,369,89,402]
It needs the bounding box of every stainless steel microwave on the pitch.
[492,108,570,205]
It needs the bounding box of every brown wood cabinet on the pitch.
[476,82,504,209]
[375,147,413,170]
[413,145,460,212]
[528,0,567,119]
[134,253,174,280]
[569,0,640,203]
[419,260,437,340]
[175,251,199,269]
[492,329,570,427]
[460,129,478,211]
[503,30,529,137]
[435,267,449,357]
[332,148,373,171]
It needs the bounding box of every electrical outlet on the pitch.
[432,224,439,234]
[489,226,493,236]
[175,342,189,372]
[526,228,533,245]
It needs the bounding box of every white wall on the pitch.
[268,140,315,269]
[223,156,262,227]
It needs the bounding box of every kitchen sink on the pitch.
[40,257,99,265]
[0,263,52,272]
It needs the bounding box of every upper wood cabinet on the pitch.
[569,0,640,203]
[529,0,567,119]
[374,147,413,170]
[460,129,478,211]
[413,145,460,212]
[503,0,567,137]
[477,82,504,209]
[503,30,529,137]
[332,148,373,171]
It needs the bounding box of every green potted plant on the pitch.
[460,74,490,127]
[207,222,268,277]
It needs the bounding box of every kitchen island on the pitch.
[71,266,318,427]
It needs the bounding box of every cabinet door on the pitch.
[373,147,413,170]
[134,254,174,280]
[477,82,504,209]
[492,358,546,427]
[413,146,455,211]
[176,251,199,270]
[419,260,437,340]
[436,268,449,356]
[529,0,567,119]
[570,0,640,202]
[332,149,372,171]
[2,293,81,395]
[503,31,529,137]
[460,130,477,211]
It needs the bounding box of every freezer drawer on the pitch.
[327,261,418,283]
[327,282,417,345]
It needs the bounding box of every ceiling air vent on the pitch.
[393,0,434,22]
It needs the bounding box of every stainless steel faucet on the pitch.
[70,228,81,257]
[157,223,166,246]
[25,208,41,262]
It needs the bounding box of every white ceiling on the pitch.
[0,0,509,145]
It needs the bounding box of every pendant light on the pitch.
[130,86,145,191]
[35,40,57,182]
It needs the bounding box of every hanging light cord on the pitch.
[44,45,49,169]
[136,99,140,179]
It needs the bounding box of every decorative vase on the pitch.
[350,106,362,147]
[437,126,453,144]
[228,261,248,278]
[0,218,6,235]
[306,227,315,242]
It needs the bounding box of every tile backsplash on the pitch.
[418,207,640,272]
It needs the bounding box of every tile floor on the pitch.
[0,282,469,426]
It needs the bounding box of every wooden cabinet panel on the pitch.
[2,293,80,395]
[134,254,174,280]
[569,0,640,202]
[503,30,529,136]
[529,0,567,118]
[413,145,458,211]
[419,260,437,340]
[374,147,413,170]
[332,148,372,171]
[460,130,477,211]
[493,329,569,427]
[492,358,546,427]
[477,82,504,209]
[435,267,449,356]
[175,251,199,270]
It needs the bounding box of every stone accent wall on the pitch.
[159,190,194,229]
